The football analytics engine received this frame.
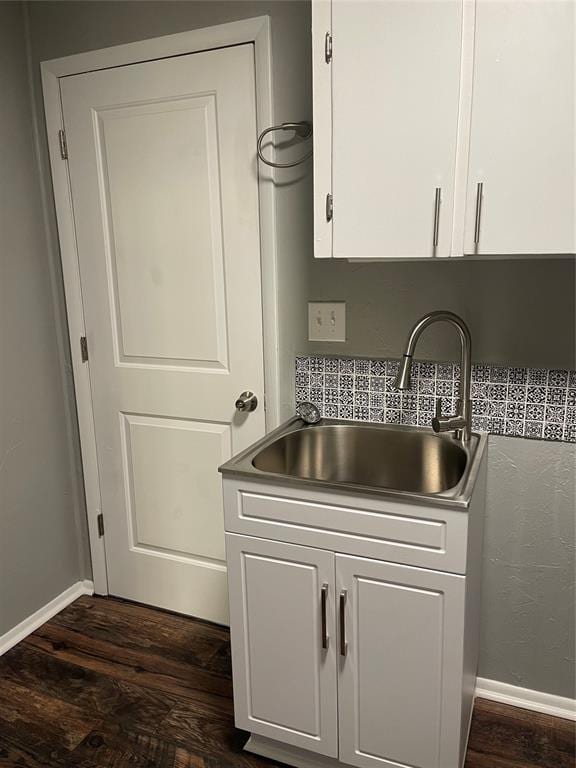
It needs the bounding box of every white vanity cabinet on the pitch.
[223,462,486,768]
[226,535,339,757]
[336,555,465,768]
[313,0,575,259]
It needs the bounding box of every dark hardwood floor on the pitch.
[0,596,573,767]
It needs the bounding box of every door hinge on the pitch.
[97,513,105,538]
[326,193,333,222]
[80,335,89,362]
[325,32,333,63]
[58,129,68,160]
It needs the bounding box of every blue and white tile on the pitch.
[294,356,575,442]
[324,358,339,373]
[338,358,354,374]
[310,357,325,373]
[508,367,528,384]
[525,421,544,439]
[370,359,386,376]
[354,359,370,374]
[527,386,547,404]
[546,387,567,405]
[507,384,527,402]
[354,391,369,407]
[504,420,525,437]
[526,403,545,421]
[324,373,339,389]
[527,368,549,386]
[544,423,563,441]
[548,369,569,388]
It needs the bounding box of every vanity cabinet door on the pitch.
[463,0,575,255]
[314,0,464,259]
[225,534,338,757]
[336,554,465,768]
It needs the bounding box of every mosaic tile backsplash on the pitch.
[295,356,576,443]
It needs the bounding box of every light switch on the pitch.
[308,302,346,342]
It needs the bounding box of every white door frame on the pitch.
[41,17,279,595]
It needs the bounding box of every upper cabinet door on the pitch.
[225,534,338,757]
[463,0,575,256]
[314,0,465,259]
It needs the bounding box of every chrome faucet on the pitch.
[394,311,472,442]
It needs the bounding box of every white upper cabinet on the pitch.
[315,0,464,259]
[313,0,576,259]
[462,0,575,256]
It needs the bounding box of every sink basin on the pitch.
[220,417,487,508]
[251,423,467,494]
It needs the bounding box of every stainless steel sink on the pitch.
[220,417,487,508]
[251,423,467,494]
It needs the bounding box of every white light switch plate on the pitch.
[308,302,346,342]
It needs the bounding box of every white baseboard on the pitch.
[0,579,94,656]
[476,677,576,721]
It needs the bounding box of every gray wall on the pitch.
[307,258,575,369]
[0,2,90,637]
[481,437,575,698]
[26,0,575,700]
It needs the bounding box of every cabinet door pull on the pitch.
[433,187,441,248]
[474,182,483,245]
[339,589,347,657]
[321,583,329,649]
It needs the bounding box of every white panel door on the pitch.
[464,0,575,255]
[226,534,338,757]
[60,44,265,623]
[337,555,465,768]
[331,0,464,259]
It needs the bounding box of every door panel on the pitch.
[60,44,265,623]
[226,534,338,757]
[98,95,227,365]
[337,555,465,768]
[332,0,463,258]
[121,415,231,561]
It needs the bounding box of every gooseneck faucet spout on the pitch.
[394,311,472,442]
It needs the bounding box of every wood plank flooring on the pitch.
[0,595,573,767]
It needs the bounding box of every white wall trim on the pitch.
[0,580,94,656]
[40,18,280,594]
[476,677,576,721]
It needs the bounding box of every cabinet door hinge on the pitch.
[325,32,333,63]
[97,513,105,537]
[58,129,68,160]
[80,335,89,362]
[326,193,333,222]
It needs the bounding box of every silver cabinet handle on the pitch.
[433,187,441,248]
[339,589,347,657]
[321,584,329,650]
[235,391,258,412]
[326,193,333,222]
[474,182,483,245]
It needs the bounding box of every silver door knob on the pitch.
[235,391,258,412]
